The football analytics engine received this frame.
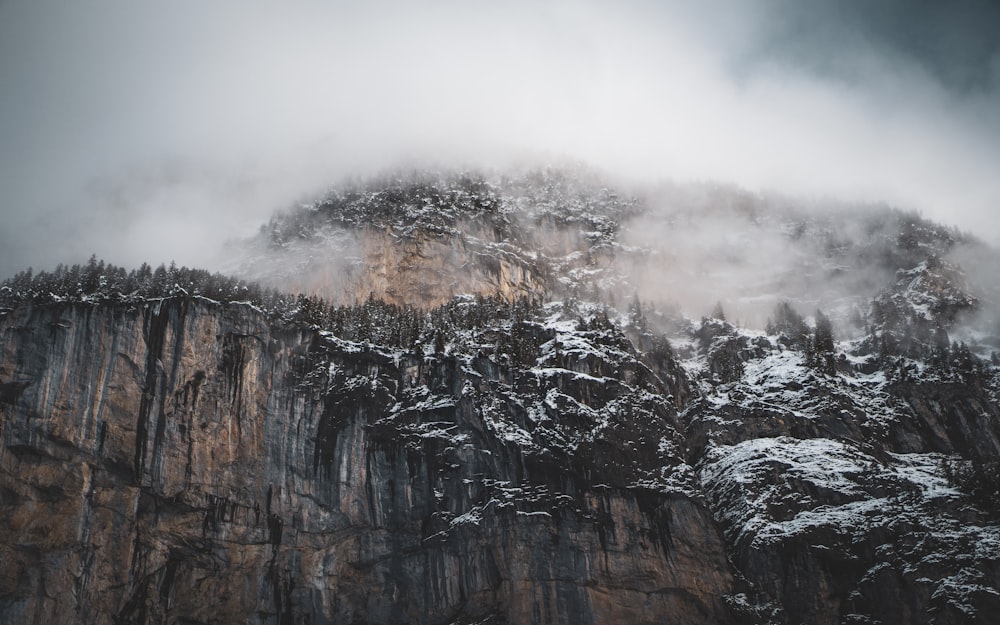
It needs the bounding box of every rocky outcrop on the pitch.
[0,298,738,625]
[230,169,636,308]
[684,321,1000,625]
[307,223,546,307]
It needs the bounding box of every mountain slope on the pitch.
[1,168,999,624]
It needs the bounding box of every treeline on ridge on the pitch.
[0,256,547,361]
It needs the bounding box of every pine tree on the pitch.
[711,301,726,322]
[814,309,834,354]
[767,301,809,348]
[810,309,836,373]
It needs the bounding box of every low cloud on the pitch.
[1,1,998,277]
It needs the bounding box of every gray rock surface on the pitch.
[2,171,999,624]
[0,298,737,625]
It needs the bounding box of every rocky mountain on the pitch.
[227,168,643,308]
[1,168,999,624]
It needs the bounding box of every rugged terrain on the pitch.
[1,169,999,624]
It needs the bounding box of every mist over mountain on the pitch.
[3,166,1000,624]
[2,2,1000,623]
[223,166,998,335]
[2,1,1000,276]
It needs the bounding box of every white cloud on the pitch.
[0,0,997,276]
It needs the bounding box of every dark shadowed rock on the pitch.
[0,298,738,625]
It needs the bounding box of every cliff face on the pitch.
[308,223,545,308]
[3,171,1000,624]
[0,298,737,625]
[684,321,1000,625]
[230,169,634,308]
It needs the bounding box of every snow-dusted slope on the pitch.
[2,168,999,624]
[681,317,1000,623]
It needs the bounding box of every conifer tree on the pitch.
[814,309,834,354]
[711,301,726,322]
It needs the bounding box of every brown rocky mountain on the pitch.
[1,170,998,624]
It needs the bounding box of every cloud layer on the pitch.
[1,0,998,277]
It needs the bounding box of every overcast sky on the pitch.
[1,0,998,277]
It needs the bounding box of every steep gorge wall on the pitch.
[0,299,737,625]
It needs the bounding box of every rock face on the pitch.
[2,170,1000,624]
[231,169,637,308]
[683,320,1000,625]
[0,298,737,625]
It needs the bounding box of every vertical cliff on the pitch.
[0,298,739,625]
[3,170,999,624]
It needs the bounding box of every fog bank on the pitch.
[1,1,998,277]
